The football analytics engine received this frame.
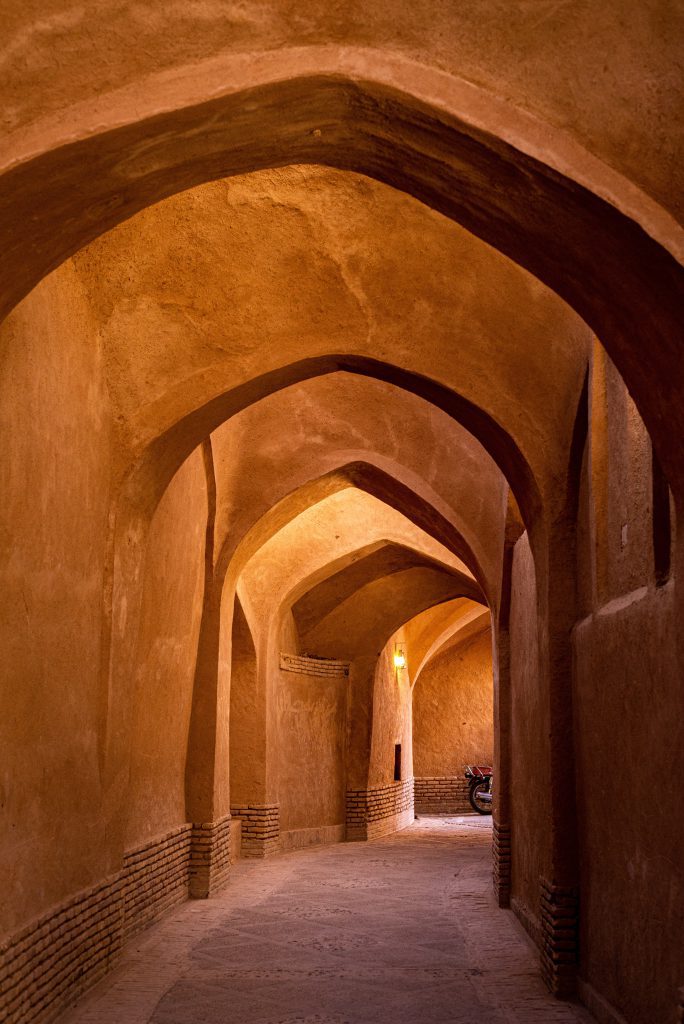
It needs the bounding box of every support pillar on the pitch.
[230,804,280,857]
[493,537,515,908]
[189,814,233,898]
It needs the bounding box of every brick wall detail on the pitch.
[414,776,470,814]
[539,876,579,998]
[230,804,280,858]
[0,872,126,1024]
[123,823,193,939]
[493,819,511,907]
[280,652,350,678]
[345,779,414,840]
[0,819,234,1024]
[189,814,232,898]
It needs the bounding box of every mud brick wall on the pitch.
[414,776,470,814]
[230,804,280,857]
[122,824,193,940]
[0,820,234,1024]
[0,872,126,1024]
[345,779,414,840]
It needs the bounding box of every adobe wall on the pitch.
[591,345,656,604]
[571,350,683,1024]
[413,627,493,814]
[508,532,549,944]
[0,265,113,934]
[574,584,681,1024]
[0,265,216,1024]
[124,447,207,848]
[276,612,347,848]
[229,593,265,807]
[368,639,414,790]
[347,640,415,841]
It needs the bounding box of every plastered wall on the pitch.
[276,614,347,837]
[508,533,550,941]
[368,637,414,790]
[591,343,655,603]
[413,628,493,777]
[228,594,262,806]
[574,584,680,1023]
[571,350,683,1024]
[0,265,113,933]
[124,448,207,848]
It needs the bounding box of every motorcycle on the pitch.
[464,764,493,815]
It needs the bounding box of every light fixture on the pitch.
[393,643,407,671]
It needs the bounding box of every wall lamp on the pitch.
[393,643,407,671]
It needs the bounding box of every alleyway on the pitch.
[60,818,593,1024]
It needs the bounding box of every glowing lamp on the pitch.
[393,644,407,671]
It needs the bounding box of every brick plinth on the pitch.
[345,779,414,840]
[189,814,232,898]
[414,776,470,814]
[123,824,193,937]
[539,877,579,997]
[230,804,280,857]
[0,823,196,1024]
[492,820,511,907]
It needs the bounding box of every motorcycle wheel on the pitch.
[468,780,493,815]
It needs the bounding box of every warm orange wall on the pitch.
[276,670,347,830]
[573,583,681,1024]
[591,343,654,604]
[508,533,549,935]
[276,615,347,832]
[254,608,350,832]
[229,594,263,806]
[368,638,414,788]
[413,628,493,777]
[124,448,207,848]
[572,350,683,1024]
[0,264,113,932]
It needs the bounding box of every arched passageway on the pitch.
[1,12,682,1024]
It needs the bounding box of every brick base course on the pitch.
[346,779,414,840]
[189,814,232,898]
[539,876,579,998]
[414,776,470,815]
[0,818,232,1024]
[230,804,280,858]
[492,819,511,907]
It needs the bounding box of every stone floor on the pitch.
[60,816,594,1024]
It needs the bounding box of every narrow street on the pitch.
[61,817,593,1024]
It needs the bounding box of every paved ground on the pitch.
[60,816,593,1024]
